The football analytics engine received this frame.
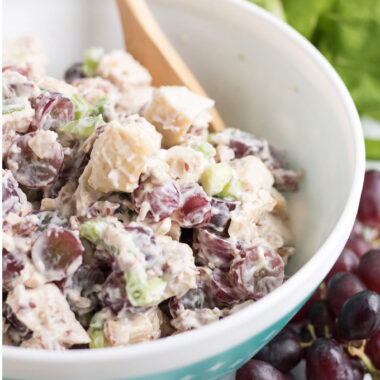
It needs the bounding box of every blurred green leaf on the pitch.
[249,0,287,20]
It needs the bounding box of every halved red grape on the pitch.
[100,270,127,314]
[3,249,25,290]
[3,303,33,345]
[175,183,211,228]
[337,290,380,340]
[357,170,380,226]
[2,65,30,78]
[272,168,301,192]
[207,197,239,234]
[31,227,83,281]
[31,90,74,131]
[357,249,380,294]
[254,327,303,373]
[327,272,367,316]
[306,338,354,380]
[236,359,288,380]
[326,248,359,281]
[7,132,64,188]
[223,129,267,159]
[196,228,235,270]
[230,246,284,299]
[210,268,243,305]
[132,177,181,222]
[2,170,24,217]
[366,330,380,370]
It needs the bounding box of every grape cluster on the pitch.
[237,170,380,380]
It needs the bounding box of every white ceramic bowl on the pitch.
[3,0,365,379]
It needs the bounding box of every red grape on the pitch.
[366,330,380,370]
[100,270,127,314]
[31,227,83,281]
[2,249,25,290]
[307,300,335,337]
[272,168,301,192]
[223,129,267,159]
[7,132,64,189]
[254,327,303,373]
[64,62,85,84]
[357,249,380,294]
[2,170,24,218]
[175,183,211,228]
[349,357,366,380]
[306,338,354,380]
[3,303,33,345]
[230,246,284,299]
[236,359,288,380]
[2,65,30,78]
[327,272,367,316]
[345,235,372,259]
[196,228,235,270]
[207,197,239,234]
[291,287,323,322]
[31,90,74,131]
[357,170,380,226]
[326,248,359,281]
[132,177,181,222]
[337,290,380,340]
[209,268,243,306]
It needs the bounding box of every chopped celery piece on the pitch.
[59,115,104,139]
[89,329,107,349]
[2,99,24,114]
[125,265,166,307]
[71,93,97,120]
[83,46,104,77]
[201,163,233,196]
[80,220,108,244]
[218,178,242,200]
[195,142,216,158]
[94,96,111,117]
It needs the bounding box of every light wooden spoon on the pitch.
[115,0,225,131]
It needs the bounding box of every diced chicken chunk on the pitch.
[145,86,214,147]
[36,76,76,96]
[6,284,90,346]
[2,98,35,133]
[87,116,161,193]
[3,70,40,99]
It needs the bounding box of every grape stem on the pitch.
[347,340,380,377]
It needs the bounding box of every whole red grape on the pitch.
[358,249,380,294]
[357,170,380,226]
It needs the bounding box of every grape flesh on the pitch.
[358,249,380,294]
[175,183,211,228]
[209,268,243,306]
[7,132,64,189]
[31,90,74,131]
[306,338,354,380]
[132,177,181,222]
[236,359,288,380]
[31,227,84,281]
[327,272,367,316]
[254,327,303,373]
[230,246,284,299]
[337,290,380,340]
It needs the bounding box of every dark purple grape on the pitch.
[3,303,33,345]
[31,227,83,281]
[62,265,104,315]
[357,170,380,226]
[349,356,366,380]
[2,170,24,217]
[196,228,235,270]
[64,62,85,84]
[291,287,323,323]
[306,338,354,380]
[337,290,380,340]
[7,132,64,189]
[100,270,127,314]
[3,249,25,290]
[31,90,74,131]
[230,246,284,299]
[236,359,288,380]
[175,183,211,228]
[307,300,335,337]
[366,330,380,370]
[132,177,181,222]
[207,197,239,234]
[358,250,380,294]
[254,327,303,373]
[345,235,372,259]
[209,268,243,306]
[327,272,367,316]
[326,248,359,281]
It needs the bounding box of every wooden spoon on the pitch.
[115,0,225,131]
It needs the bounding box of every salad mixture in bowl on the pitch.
[2,36,302,350]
